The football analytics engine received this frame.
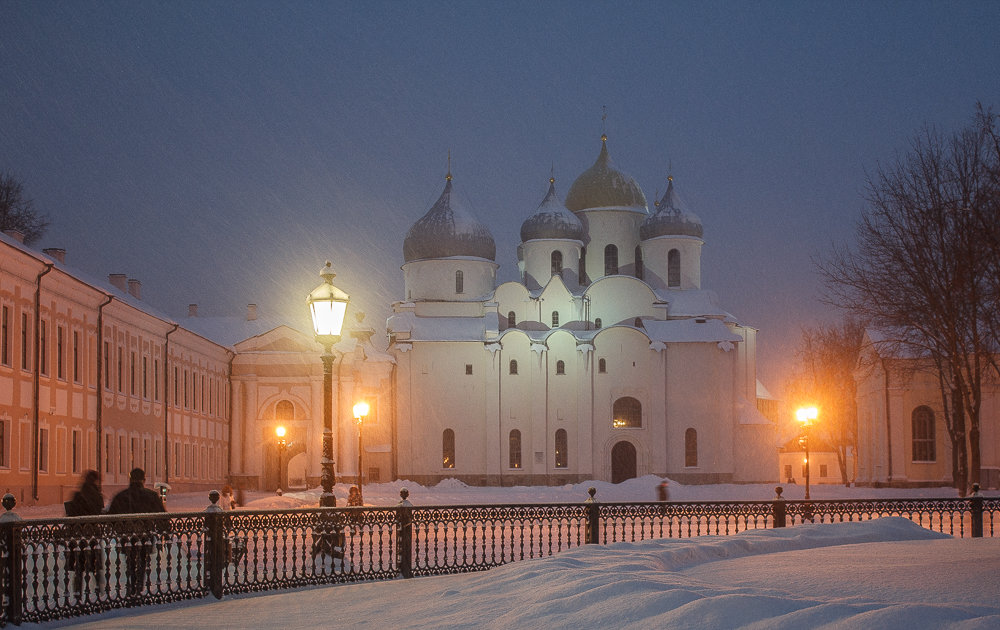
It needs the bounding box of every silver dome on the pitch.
[640,177,703,240]
[403,176,496,262]
[520,178,585,242]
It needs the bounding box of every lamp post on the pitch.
[353,401,370,504]
[275,425,287,493]
[307,261,350,508]
[796,406,818,501]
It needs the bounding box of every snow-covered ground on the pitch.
[16,476,1000,629]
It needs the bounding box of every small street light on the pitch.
[353,401,370,504]
[307,261,350,509]
[275,425,287,494]
[796,406,818,501]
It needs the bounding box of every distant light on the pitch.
[354,401,370,421]
[275,426,286,438]
[796,406,818,425]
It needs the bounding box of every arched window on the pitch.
[551,250,563,277]
[551,311,559,327]
[912,406,936,462]
[442,429,456,468]
[667,249,681,287]
[509,359,518,375]
[556,360,565,375]
[579,247,587,283]
[634,317,642,328]
[598,358,606,373]
[276,400,293,422]
[635,246,644,280]
[509,429,522,469]
[685,428,698,467]
[555,429,568,468]
[595,318,602,329]
[507,311,516,327]
[604,244,618,276]
[612,397,642,428]
[455,270,464,294]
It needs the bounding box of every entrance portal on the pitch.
[611,441,637,483]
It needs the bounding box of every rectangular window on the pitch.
[192,370,197,411]
[465,364,473,375]
[142,356,148,399]
[21,313,29,370]
[38,427,49,472]
[72,430,81,473]
[103,341,110,389]
[201,374,205,411]
[117,347,123,392]
[39,320,47,375]
[56,325,64,379]
[118,435,125,474]
[131,437,138,469]
[0,421,6,467]
[184,370,189,407]
[130,351,135,395]
[819,464,828,478]
[143,438,149,472]
[154,359,160,401]
[174,366,179,406]
[105,433,112,474]
[174,442,180,476]
[155,439,162,476]
[73,331,80,382]
[1,305,8,365]
[784,464,793,482]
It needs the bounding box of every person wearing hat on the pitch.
[106,468,167,597]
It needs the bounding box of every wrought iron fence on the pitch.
[1,485,997,626]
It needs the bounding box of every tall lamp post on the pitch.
[275,425,287,493]
[353,401,370,504]
[307,261,350,508]
[796,406,818,501]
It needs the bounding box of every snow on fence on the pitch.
[1,486,997,626]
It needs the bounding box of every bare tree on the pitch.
[819,112,998,495]
[0,172,49,245]
[786,316,866,486]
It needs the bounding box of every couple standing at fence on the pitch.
[66,467,166,597]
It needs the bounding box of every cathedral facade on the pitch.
[389,136,776,485]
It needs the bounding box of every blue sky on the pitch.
[2,1,999,390]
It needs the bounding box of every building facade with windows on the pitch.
[388,136,776,485]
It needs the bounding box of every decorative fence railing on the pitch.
[1,485,997,627]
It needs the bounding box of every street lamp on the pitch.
[353,401,370,504]
[796,406,818,501]
[275,425,287,493]
[307,261,350,509]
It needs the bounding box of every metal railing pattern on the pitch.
[1,486,997,626]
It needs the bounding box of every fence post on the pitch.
[971,483,983,538]
[584,487,600,544]
[1,493,23,625]
[396,488,413,579]
[772,486,786,528]
[204,490,225,599]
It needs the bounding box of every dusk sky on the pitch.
[3,1,999,393]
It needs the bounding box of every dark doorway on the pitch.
[611,441,637,483]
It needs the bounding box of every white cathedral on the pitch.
[388,135,776,485]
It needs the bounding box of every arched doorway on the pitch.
[611,441,637,483]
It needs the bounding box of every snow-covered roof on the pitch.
[655,288,739,322]
[388,311,494,342]
[403,175,496,263]
[640,177,704,239]
[183,315,313,348]
[643,318,743,344]
[520,178,585,242]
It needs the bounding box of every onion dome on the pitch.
[520,176,585,242]
[403,172,496,262]
[640,176,703,240]
[565,136,647,213]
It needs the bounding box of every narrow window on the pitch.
[551,250,563,277]
[56,325,64,379]
[604,244,618,276]
[783,464,793,482]
[455,270,464,294]
[174,366,179,406]
[72,331,79,382]
[668,249,681,287]
[551,311,559,327]
[103,341,110,389]
[819,464,828,477]
[21,313,29,370]
[142,356,148,398]
[154,359,160,401]
[612,397,642,428]
[598,358,606,373]
[635,246,644,280]
[442,429,456,468]
[192,370,197,411]
[0,421,6,467]
[634,317,642,328]
[465,364,473,375]
[130,351,135,395]
[118,435,125,474]
[556,360,565,375]
[507,311,516,328]
[554,429,568,468]
[595,318,602,329]
[509,429,522,469]
[39,320,47,375]
[579,247,587,284]
[276,399,294,421]
[1,305,8,365]
[117,347,123,392]
[685,428,698,466]
[38,427,49,472]
[509,359,518,375]
[105,434,112,474]
[72,430,81,473]
[912,406,936,462]
[184,369,189,407]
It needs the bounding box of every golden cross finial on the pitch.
[446,150,452,181]
[601,105,608,142]
[550,162,555,184]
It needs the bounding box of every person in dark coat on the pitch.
[65,470,104,594]
[106,468,167,597]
